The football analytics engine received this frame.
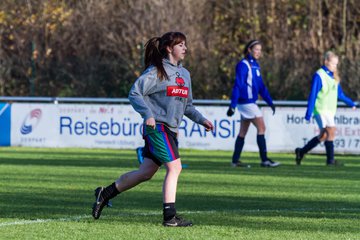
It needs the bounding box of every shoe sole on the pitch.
[232,163,251,168]
[260,162,280,167]
[163,223,193,227]
[260,164,280,167]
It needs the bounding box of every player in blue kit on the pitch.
[227,40,280,168]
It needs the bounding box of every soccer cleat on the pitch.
[136,147,144,164]
[94,187,112,207]
[295,148,304,165]
[92,187,109,219]
[326,160,344,167]
[231,161,251,168]
[260,159,280,167]
[163,215,193,227]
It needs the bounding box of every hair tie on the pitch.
[248,40,260,49]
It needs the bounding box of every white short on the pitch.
[314,113,335,129]
[236,103,263,120]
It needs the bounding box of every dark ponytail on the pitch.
[144,37,168,80]
[144,32,186,81]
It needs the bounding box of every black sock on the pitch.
[102,182,120,200]
[232,136,245,163]
[257,135,268,162]
[325,141,334,164]
[163,202,176,221]
[301,137,320,155]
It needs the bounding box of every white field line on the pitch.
[1,207,360,228]
[0,215,89,227]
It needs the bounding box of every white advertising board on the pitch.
[10,103,360,154]
[11,103,144,148]
[267,107,360,154]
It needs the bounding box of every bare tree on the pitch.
[0,0,359,100]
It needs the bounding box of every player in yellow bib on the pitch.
[295,51,357,166]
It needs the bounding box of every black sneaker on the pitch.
[295,148,303,165]
[163,215,193,227]
[92,187,109,219]
[260,159,280,167]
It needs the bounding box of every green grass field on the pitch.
[0,147,359,240]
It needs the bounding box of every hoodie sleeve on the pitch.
[305,73,322,121]
[128,68,157,121]
[184,79,206,124]
[230,61,248,109]
[338,84,356,107]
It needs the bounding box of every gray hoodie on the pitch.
[128,59,206,133]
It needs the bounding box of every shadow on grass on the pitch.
[1,151,360,181]
[1,189,359,234]
[0,153,138,169]
[1,148,360,234]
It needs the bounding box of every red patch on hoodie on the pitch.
[167,86,189,98]
[175,76,185,87]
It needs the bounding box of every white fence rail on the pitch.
[1,97,359,154]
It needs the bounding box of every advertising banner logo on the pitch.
[20,108,42,135]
